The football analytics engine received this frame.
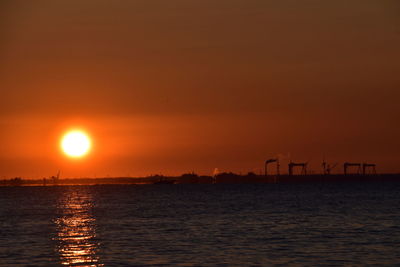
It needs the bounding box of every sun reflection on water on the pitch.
[54,189,102,266]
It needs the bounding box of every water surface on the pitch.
[1,183,400,266]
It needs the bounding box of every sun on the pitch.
[61,130,92,158]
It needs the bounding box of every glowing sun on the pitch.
[61,130,92,158]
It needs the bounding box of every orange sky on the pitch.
[1,0,400,178]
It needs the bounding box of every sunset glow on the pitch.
[1,0,399,178]
[61,131,92,158]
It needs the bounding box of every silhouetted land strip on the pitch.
[2,173,400,186]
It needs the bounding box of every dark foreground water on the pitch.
[1,183,400,266]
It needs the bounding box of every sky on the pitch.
[1,0,399,178]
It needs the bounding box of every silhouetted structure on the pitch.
[215,172,242,183]
[150,174,174,184]
[1,171,400,186]
[344,162,362,175]
[322,160,338,175]
[362,163,377,175]
[288,162,308,175]
[153,178,175,184]
[179,172,199,184]
[51,171,60,185]
[265,158,280,176]
[9,177,23,186]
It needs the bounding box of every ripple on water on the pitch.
[1,183,400,265]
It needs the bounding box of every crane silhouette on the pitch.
[344,163,362,175]
[288,161,308,176]
[362,163,377,175]
[322,159,338,175]
[265,158,280,176]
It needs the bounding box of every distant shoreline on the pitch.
[2,173,400,186]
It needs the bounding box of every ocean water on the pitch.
[1,183,400,266]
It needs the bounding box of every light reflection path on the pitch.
[54,188,103,266]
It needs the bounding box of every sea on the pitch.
[1,182,400,266]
